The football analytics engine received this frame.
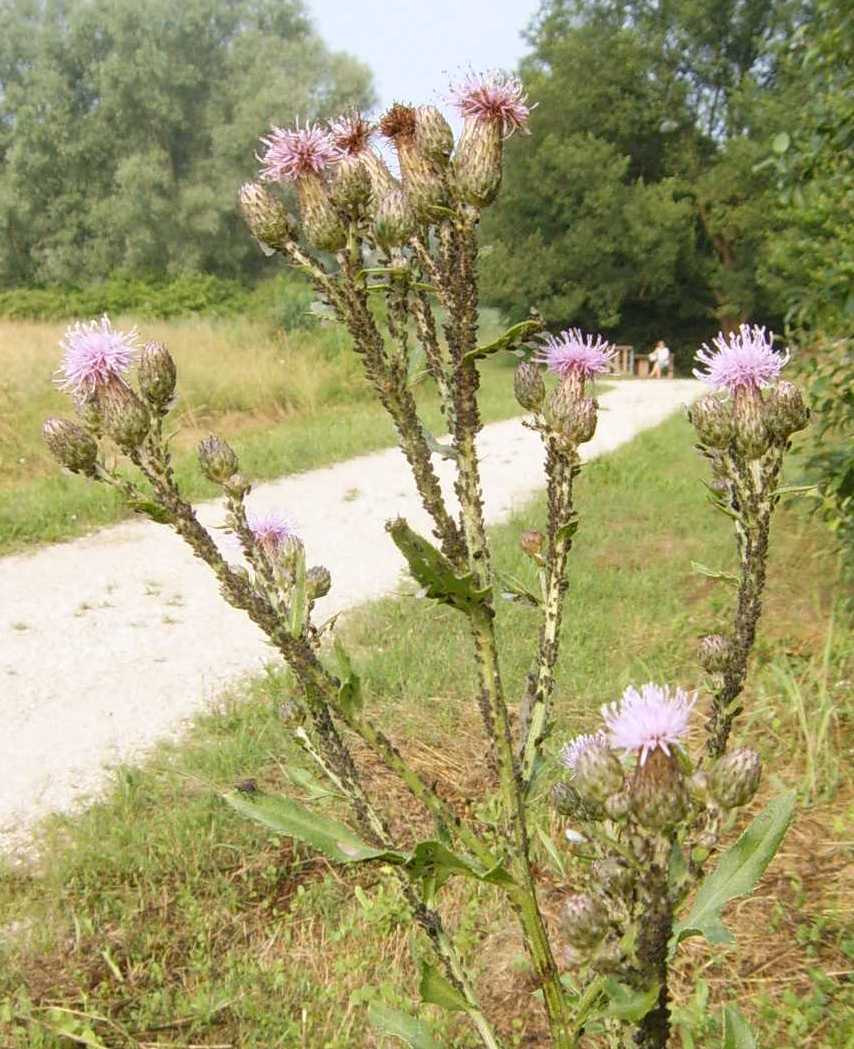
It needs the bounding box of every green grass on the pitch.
[0,416,849,1048]
[0,310,543,554]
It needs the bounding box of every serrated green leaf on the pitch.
[387,517,491,611]
[419,961,469,1012]
[423,429,459,462]
[330,639,362,716]
[673,792,796,949]
[407,840,513,889]
[224,791,406,866]
[722,1004,757,1048]
[128,496,174,524]
[602,978,660,1021]
[367,1004,441,1049]
[555,518,579,544]
[690,561,739,586]
[773,483,817,498]
[462,318,543,364]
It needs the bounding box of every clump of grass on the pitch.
[0,416,849,1047]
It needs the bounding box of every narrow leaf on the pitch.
[330,639,362,716]
[419,961,469,1013]
[722,1005,757,1049]
[367,1004,441,1049]
[462,317,543,363]
[602,978,660,1021]
[407,840,514,889]
[673,792,796,948]
[690,561,739,586]
[225,791,405,866]
[423,429,459,462]
[387,518,491,611]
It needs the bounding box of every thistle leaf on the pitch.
[418,961,469,1012]
[224,791,405,866]
[690,561,739,586]
[602,978,660,1021]
[672,792,796,949]
[367,1004,441,1049]
[387,518,491,611]
[462,318,543,364]
[722,1005,757,1048]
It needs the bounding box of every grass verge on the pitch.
[0,415,849,1047]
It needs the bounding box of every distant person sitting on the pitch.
[649,339,671,379]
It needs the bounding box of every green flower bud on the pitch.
[631,749,689,831]
[690,395,734,449]
[697,634,732,673]
[710,747,761,809]
[513,360,545,411]
[373,189,417,249]
[42,417,99,476]
[306,564,332,599]
[551,781,600,821]
[138,341,176,412]
[604,789,632,821]
[733,389,771,459]
[415,105,454,168]
[198,434,239,484]
[329,155,372,216]
[547,386,597,444]
[97,381,150,452]
[452,118,502,208]
[239,182,297,252]
[573,742,625,803]
[766,380,810,442]
[562,894,609,950]
[591,857,632,897]
[297,175,348,253]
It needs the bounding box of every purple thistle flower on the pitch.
[534,329,616,381]
[560,731,609,773]
[57,315,139,395]
[258,121,341,182]
[694,324,790,393]
[247,511,297,554]
[450,71,531,135]
[602,683,694,766]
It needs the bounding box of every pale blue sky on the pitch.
[308,0,543,115]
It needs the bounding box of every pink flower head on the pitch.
[450,71,531,135]
[247,511,298,555]
[258,121,341,182]
[57,315,139,395]
[560,730,609,774]
[694,324,790,393]
[602,683,694,766]
[328,112,375,156]
[535,329,616,381]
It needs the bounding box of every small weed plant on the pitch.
[41,75,814,1047]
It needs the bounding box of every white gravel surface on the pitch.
[0,379,701,851]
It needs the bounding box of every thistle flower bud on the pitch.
[415,106,454,168]
[709,747,761,809]
[329,155,372,216]
[224,473,251,498]
[373,189,417,249]
[604,790,632,821]
[380,103,447,221]
[562,894,609,950]
[520,529,544,558]
[547,387,597,444]
[690,395,734,449]
[591,858,632,897]
[631,748,689,831]
[573,741,624,803]
[97,381,150,452]
[765,380,809,441]
[452,118,503,208]
[551,781,600,821]
[138,341,176,412]
[697,634,732,674]
[306,564,332,599]
[513,360,545,411]
[296,175,348,253]
[198,434,239,484]
[239,182,296,252]
[42,417,99,476]
[733,389,771,459]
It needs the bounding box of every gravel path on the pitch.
[0,379,701,851]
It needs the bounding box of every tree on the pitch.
[0,0,374,286]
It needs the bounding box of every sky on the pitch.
[308,0,543,116]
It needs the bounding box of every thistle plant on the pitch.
[42,72,808,1048]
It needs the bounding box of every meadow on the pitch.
[0,311,528,554]
[1,413,849,1048]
